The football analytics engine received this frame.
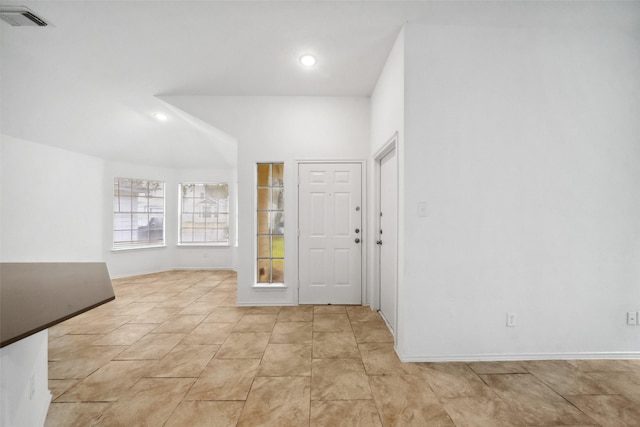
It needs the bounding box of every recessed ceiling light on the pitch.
[299,54,317,67]
[154,113,168,122]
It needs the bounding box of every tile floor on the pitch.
[45,270,640,426]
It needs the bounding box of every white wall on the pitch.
[1,135,104,262]
[368,28,405,316]
[0,331,51,427]
[161,96,370,305]
[401,3,640,360]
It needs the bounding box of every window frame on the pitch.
[177,182,230,247]
[255,162,285,287]
[112,177,166,250]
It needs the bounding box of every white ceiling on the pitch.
[0,1,429,169]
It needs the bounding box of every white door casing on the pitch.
[298,162,362,304]
[379,147,398,334]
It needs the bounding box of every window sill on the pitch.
[111,245,166,252]
[176,243,230,248]
[252,283,287,289]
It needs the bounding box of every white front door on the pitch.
[298,162,362,304]
[379,148,397,334]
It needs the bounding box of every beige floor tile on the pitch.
[66,315,134,335]
[190,279,223,288]
[154,295,199,308]
[583,371,640,400]
[44,402,111,427]
[258,343,312,376]
[215,332,270,358]
[48,322,75,339]
[97,378,194,426]
[369,375,452,426]
[245,306,282,315]
[416,362,495,398]
[197,291,233,305]
[522,360,612,395]
[56,360,150,402]
[442,397,523,427]
[310,400,382,427]
[182,322,236,345]
[48,334,103,361]
[313,313,352,332]
[565,394,640,427]
[278,306,314,322]
[106,302,158,315]
[179,300,223,315]
[351,321,394,343]
[61,309,107,326]
[49,379,79,401]
[152,314,207,333]
[204,307,249,322]
[220,293,238,306]
[270,322,313,344]
[233,313,277,332]
[466,361,529,375]
[128,307,181,324]
[311,358,372,400]
[148,344,218,377]
[313,331,360,359]
[359,342,417,375]
[314,305,347,314]
[135,291,178,303]
[346,306,382,322]
[164,401,244,427]
[238,376,310,427]
[568,359,640,372]
[92,323,157,346]
[49,346,126,379]
[214,282,239,292]
[115,333,184,360]
[186,358,260,400]
[481,373,596,425]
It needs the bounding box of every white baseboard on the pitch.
[399,351,640,363]
[236,302,297,307]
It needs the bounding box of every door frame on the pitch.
[295,159,367,305]
[372,134,399,334]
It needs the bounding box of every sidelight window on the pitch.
[257,163,284,283]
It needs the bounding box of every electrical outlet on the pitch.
[507,312,517,327]
[628,311,638,325]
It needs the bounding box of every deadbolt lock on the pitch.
[355,238,361,243]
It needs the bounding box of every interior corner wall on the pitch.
[162,96,370,305]
[368,28,405,338]
[103,162,237,279]
[0,134,105,262]
[401,5,640,360]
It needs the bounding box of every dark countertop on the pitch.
[0,262,115,348]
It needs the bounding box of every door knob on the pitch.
[355,238,360,243]
[376,240,382,245]
[355,228,360,233]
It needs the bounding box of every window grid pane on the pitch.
[257,163,284,284]
[113,177,165,249]
[179,183,229,245]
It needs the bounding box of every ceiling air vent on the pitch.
[0,7,48,26]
